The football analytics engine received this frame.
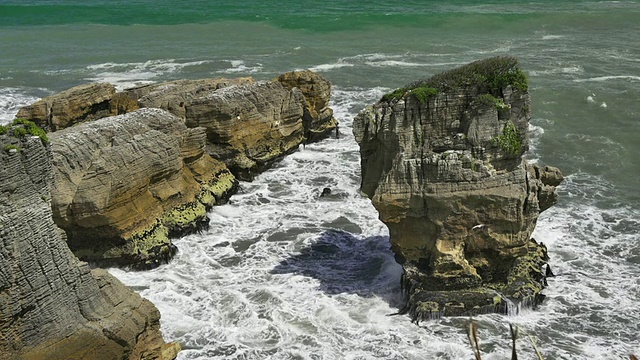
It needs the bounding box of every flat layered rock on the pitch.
[15,82,138,131]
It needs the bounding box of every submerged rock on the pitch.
[353,56,563,320]
[0,131,179,359]
[49,108,237,268]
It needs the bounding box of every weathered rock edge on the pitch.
[0,131,180,359]
[49,108,237,269]
[353,57,563,322]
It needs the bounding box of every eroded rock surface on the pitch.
[15,83,139,131]
[0,130,179,359]
[353,57,563,320]
[276,70,338,142]
[49,108,237,268]
[178,80,306,180]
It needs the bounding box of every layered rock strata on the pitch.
[134,80,306,180]
[0,129,179,359]
[15,82,139,131]
[49,108,237,268]
[127,72,338,180]
[276,70,339,142]
[353,57,563,320]
[14,70,337,267]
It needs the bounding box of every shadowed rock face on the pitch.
[49,108,237,268]
[0,132,179,360]
[353,57,563,320]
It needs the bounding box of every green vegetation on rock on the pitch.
[476,93,509,110]
[3,144,20,153]
[383,56,528,104]
[13,118,49,143]
[12,127,27,138]
[492,120,522,155]
[2,118,49,143]
[382,84,438,104]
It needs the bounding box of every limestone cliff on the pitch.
[133,80,306,180]
[128,72,338,180]
[353,57,563,320]
[49,108,237,268]
[0,127,179,359]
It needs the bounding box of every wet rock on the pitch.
[353,57,563,318]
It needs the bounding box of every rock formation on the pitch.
[276,70,338,142]
[14,70,337,266]
[132,80,307,180]
[49,108,237,269]
[15,83,139,131]
[353,57,563,320]
[126,72,338,180]
[0,126,180,359]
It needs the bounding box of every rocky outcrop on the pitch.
[276,70,338,142]
[353,57,563,320]
[128,72,337,180]
[134,80,307,180]
[14,70,337,266]
[15,83,139,131]
[0,128,179,359]
[16,72,338,181]
[49,108,237,268]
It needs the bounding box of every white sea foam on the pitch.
[307,63,354,72]
[532,173,640,358]
[542,35,565,40]
[0,88,44,125]
[217,60,264,74]
[85,59,215,90]
[529,65,584,76]
[574,75,640,83]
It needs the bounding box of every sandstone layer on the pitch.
[0,128,179,359]
[49,108,237,268]
[15,82,139,131]
[353,57,563,320]
[276,70,338,142]
[127,72,338,180]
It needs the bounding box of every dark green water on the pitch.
[1,1,639,359]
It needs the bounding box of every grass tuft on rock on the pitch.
[10,118,49,143]
[382,56,528,103]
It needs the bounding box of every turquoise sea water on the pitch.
[1,1,639,359]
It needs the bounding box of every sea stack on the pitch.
[353,56,563,321]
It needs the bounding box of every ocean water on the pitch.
[1,1,639,359]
